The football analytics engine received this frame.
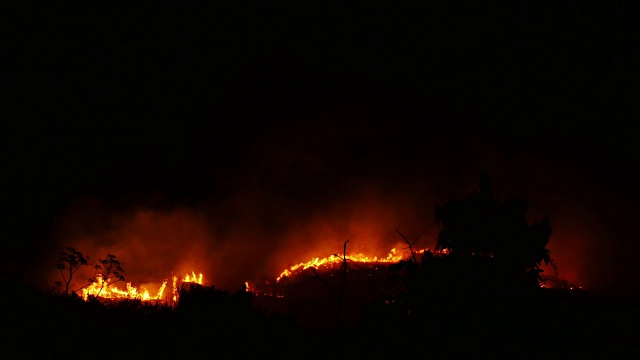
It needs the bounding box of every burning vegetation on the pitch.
[50,177,583,313]
[247,246,453,297]
[54,244,450,305]
[57,242,578,310]
[275,247,404,282]
[53,246,206,305]
[79,271,204,304]
[35,178,606,359]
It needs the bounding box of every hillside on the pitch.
[4,265,638,359]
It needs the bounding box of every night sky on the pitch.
[3,2,639,298]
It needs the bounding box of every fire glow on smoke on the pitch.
[52,205,585,305]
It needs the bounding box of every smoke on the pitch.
[32,104,634,298]
[43,176,439,293]
[45,203,215,295]
[43,155,615,296]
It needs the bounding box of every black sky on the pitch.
[2,2,639,297]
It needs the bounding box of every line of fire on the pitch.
[79,271,204,305]
[61,245,580,308]
[50,179,584,313]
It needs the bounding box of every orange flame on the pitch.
[276,248,405,282]
[80,271,204,305]
[81,275,167,302]
[172,272,205,302]
[273,247,456,282]
[243,247,452,297]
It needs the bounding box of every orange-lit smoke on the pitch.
[47,203,215,296]
[40,142,612,297]
[45,179,438,294]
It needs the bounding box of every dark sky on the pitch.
[2,2,639,297]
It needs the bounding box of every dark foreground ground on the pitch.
[2,273,639,359]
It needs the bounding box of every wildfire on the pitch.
[80,271,204,305]
[242,247,447,298]
[172,272,204,302]
[81,275,167,302]
[276,248,406,282]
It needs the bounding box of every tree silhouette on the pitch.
[92,254,125,297]
[54,247,89,296]
[433,175,552,288]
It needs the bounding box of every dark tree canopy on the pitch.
[54,247,89,296]
[434,176,552,288]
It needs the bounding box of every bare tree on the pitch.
[337,240,349,330]
[92,254,125,297]
[54,247,89,296]
[307,240,351,330]
[395,228,422,265]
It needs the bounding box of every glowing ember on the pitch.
[539,274,583,290]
